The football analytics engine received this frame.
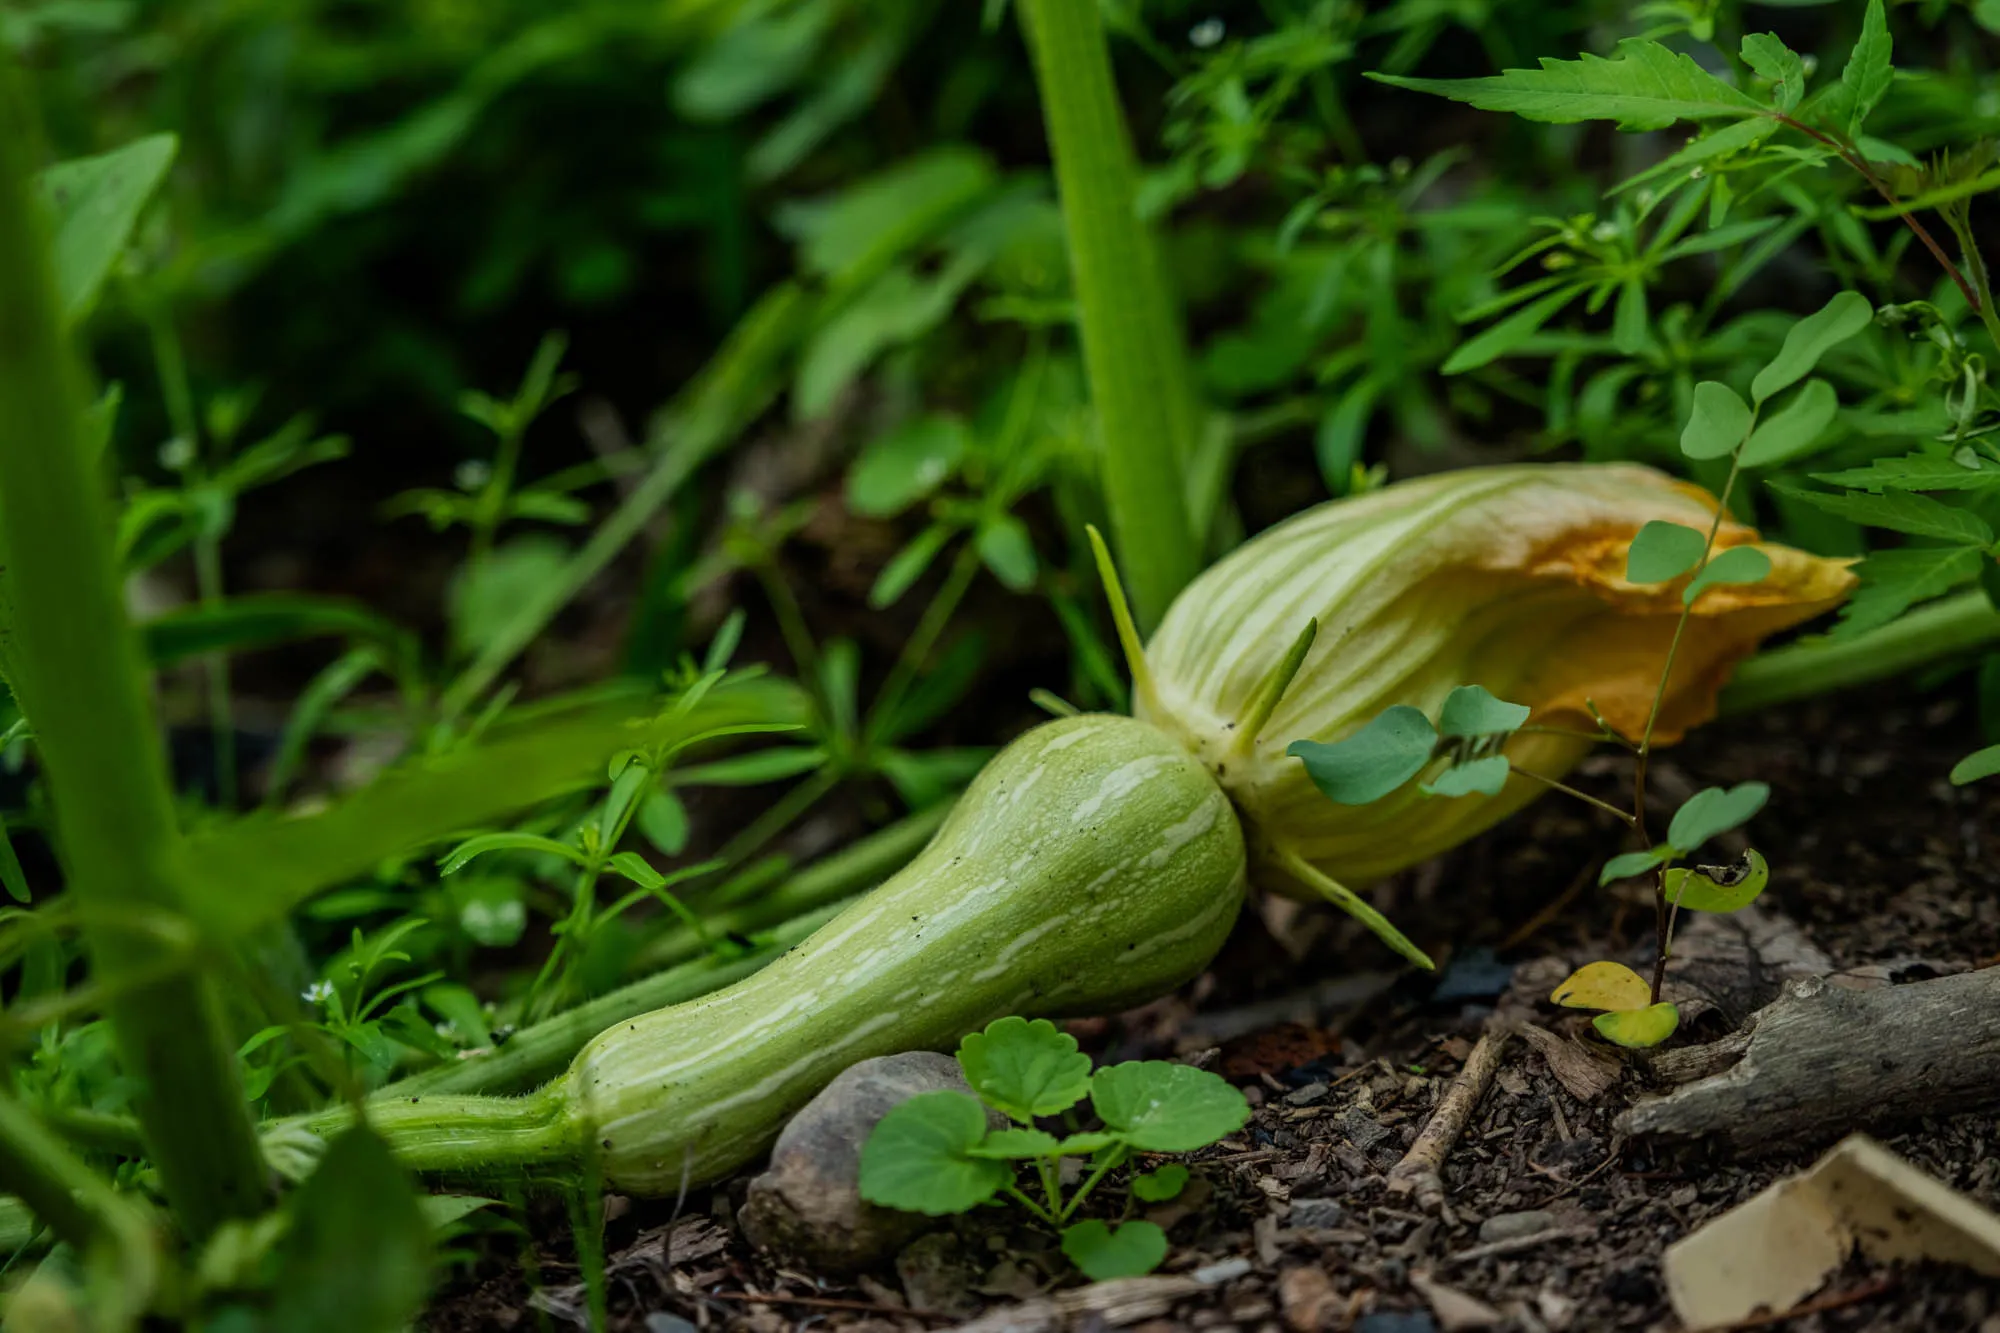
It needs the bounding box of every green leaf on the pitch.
[34,134,177,327]
[1061,1219,1168,1280]
[1131,1163,1189,1203]
[1287,706,1438,805]
[1665,849,1770,912]
[607,851,667,890]
[1092,1062,1249,1153]
[1684,546,1772,604]
[1835,546,1988,638]
[1839,0,1893,137]
[957,1016,1092,1122]
[1768,485,1992,546]
[184,678,806,942]
[1626,521,1707,584]
[0,822,28,904]
[1951,744,2000,785]
[976,514,1039,592]
[1600,846,1672,885]
[1814,453,2000,492]
[1751,292,1874,404]
[675,746,829,787]
[1739,379,1840,468]
[269,1127,431,1333]
[1437,685,1531,738]
[870,523,954,609]
[438,832,584,875]
[139,595,417,668]
[1366,41,1764,131]
[448,876,527,949]
[967,1127,1061,1159]
[1441,286,1578,375]
[1741,33,1805,112]
[1592,1002,1680,1048]
[859,1091,1008,1215]
[847,415,970,517]
[419,1194,499,1232]
[1667,782,1770,855]
[1054,1131,1119,1155]
[1422,755,1511,798]
[638,787,690,856]
[449,537,572,660]
[1680,381,1752,460]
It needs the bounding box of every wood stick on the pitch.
[1389,1029,1510,1214]
[1620,967,2000,1156]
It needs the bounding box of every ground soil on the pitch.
[420,678,2000,1333]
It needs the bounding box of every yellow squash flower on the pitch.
[1135,463,1854,896]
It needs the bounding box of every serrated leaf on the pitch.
[1814,453,2000,492]
[967,1127,1061,1159]
[1741,33,1805,112]
[1437,685,1531,738]
[1061,1219,1168,1280]
[1740,379,1840,468]
[1684,546,1772,604]
[859,1091,1008,1215]
[1840,0,1893,137]
[1768,485,1992,546]
[1367,40,1764,131]
[957,1017,1093,1122]
[1441,286,1579,374]
[1092,1062,1250,1153]
[1951,744,2000,785]
[1422,755,1511,798]
[1131,1164,1189,1203]
[1667,782,1770,855]
[1681,381,1752,460]
[1752,292,1874,404]
[1287,707,1438,805]
[1835,546,1988,639]
[1626,521,1707,584]
[1600,846,1672,885]
[1593,1002,1681,1048]
[1551,961,1651,1012]
[1665,849,1770,912]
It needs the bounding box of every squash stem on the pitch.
[1271,844,1435,972]
[1721,590,2000,715]
[308,1086,579,1184]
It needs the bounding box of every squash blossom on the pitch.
[1136,463,1854,892]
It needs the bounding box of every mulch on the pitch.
[424,682,2000,1332]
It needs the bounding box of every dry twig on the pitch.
[1388,1028,1511,1215]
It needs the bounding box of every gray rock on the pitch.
[1477,1208,1557,1244]
[738,1051,994,1272]
[1289,1197,1344,1229]
[1283,1081,1329,1107]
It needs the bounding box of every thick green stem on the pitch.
[0,60,267,1235]
[0,1092,156,1324]
[1721,590,2000,715]
[310,1086,577,1183]
[1022,0,1200,630]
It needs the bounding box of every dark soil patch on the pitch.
[424,684,2000,1332]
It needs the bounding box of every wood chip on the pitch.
[1518,1024,1618,1103]
[1410,1271,1504,1330]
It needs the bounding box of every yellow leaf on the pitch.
[1592,1002,1680,1048]
[1550,960,1652,1012]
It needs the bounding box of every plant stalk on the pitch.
[1721,590,2000,714]
[0,58,268,1236]
[1021,0,1201,630]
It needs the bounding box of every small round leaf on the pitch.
[1681,381,1753,460]
[1092,1062,1250,1153]
[1592,1002,1681,1049]
[1665,849,1770,913]
[859,1092,1008,1215]
[1625,521,1707,585]
[1287,706,1439,805]
[1061,1220,1169,1280]
[1437,685,1531,739]
[1667,782,1770,856]
[1683,546,1772,605]
[1131,1164,1189,1203]
[1422,755,1511,798]
[1550,961,1651,1013]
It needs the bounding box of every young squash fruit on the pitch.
[335,713,1247,1191]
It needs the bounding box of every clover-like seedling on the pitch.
[859,1016,1249,1280]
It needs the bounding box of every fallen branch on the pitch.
[1620,968,2000,1156]
[1389,1029,1510,1213]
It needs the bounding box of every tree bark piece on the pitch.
[1619,968,2000,1156]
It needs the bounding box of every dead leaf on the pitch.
[1411,1271,1503,1330]
[1664,1134,2000,1328]
[1277,1266,1337,1333]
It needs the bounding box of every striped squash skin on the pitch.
[567,713,1246,1193]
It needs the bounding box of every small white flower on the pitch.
[158,437,195,470]
[1189,17,1224,47]
[455,459,493,491]
[301,981,334,1005]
